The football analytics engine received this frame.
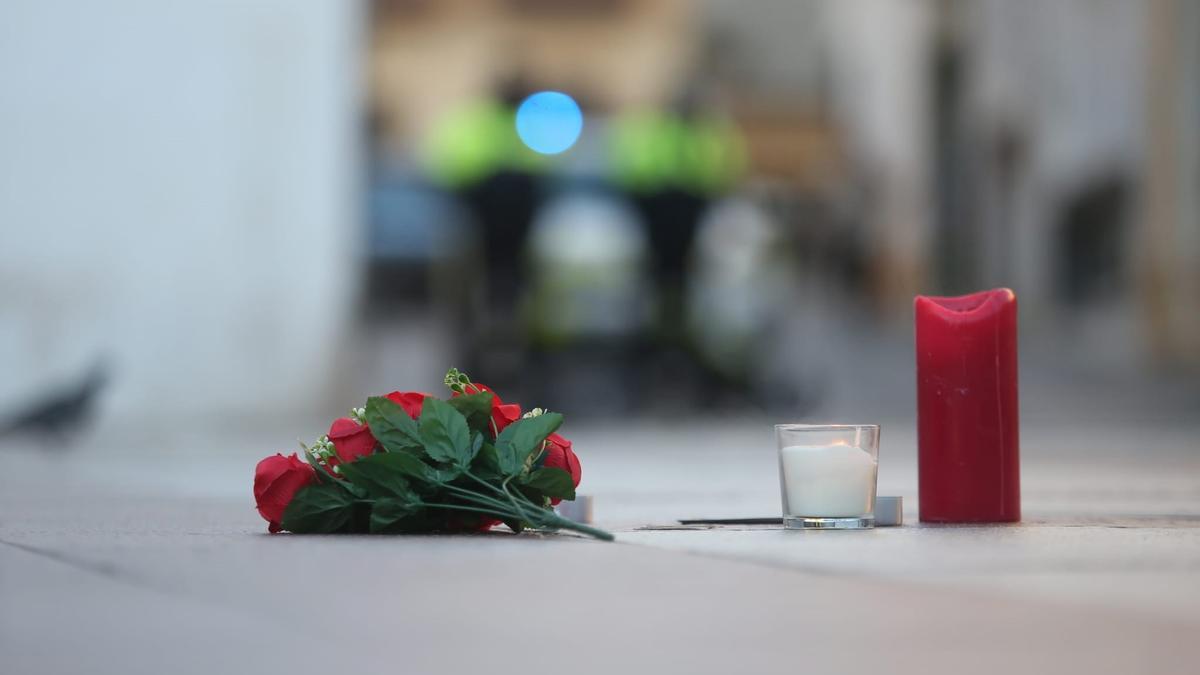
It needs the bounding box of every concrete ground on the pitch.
[3,410,1199,675]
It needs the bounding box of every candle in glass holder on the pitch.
[780,444,877,517]
[776,425,880,529]
[915,288,1020,523]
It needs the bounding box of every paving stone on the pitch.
[2,417,1199,674]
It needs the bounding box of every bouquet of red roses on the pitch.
[252,368,612,540]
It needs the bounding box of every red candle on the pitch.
[915,288,1020,523]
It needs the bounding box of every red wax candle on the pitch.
[915,288,1020,523]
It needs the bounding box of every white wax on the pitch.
[780,444,877,518]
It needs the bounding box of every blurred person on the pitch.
[422,77,552,386]
[524,187,650,416]
[607,87,746,402]
[687,196,802,411]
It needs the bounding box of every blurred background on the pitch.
[1,0,1198,445]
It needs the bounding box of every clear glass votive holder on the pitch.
[776,424,880,530]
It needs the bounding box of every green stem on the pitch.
[440,484,542,526]
[440,484,516,513]
[497,481,613,541]
[501,479,539,515]
[435,484,613,541]
[455,480,538,524]
[500,475,534,516]
[535,513,615,541]
[462,470,511,498]
[421,502,517,518]
[460,470,535,523]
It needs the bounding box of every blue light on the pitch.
[515,91,583,155]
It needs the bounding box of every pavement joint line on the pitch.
[612,531,877,579]
[613,533,1200,626]
[0,537,161,592]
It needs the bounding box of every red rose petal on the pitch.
[327,417,377,463]
[385,391,430,419]
[253,453,316,532]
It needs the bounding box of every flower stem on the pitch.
[499,480,614,541]
[529,511,615,541]
[440,484,516,512]
[430,485,613,541]
[462,470,510,498]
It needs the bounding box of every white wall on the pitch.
[0,1,363,419]
[822,0,935,304]
[965,0,1147,315]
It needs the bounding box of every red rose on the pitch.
[385,391,429,419]
[493,402,521,432]
[328,417,376,464]
[543,433,582,505]
[457,383,521,434]
[254,453,316,533]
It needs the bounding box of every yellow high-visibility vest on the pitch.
[424,100,550,188]
[609,111,745,195]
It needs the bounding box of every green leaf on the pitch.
[341,480,369,501]
[446,392,495,435]
[524,467,576,501]
[363,396,424,454]
[419,397,476,467]
[494,413,563,477]
[369,492,424,533]
[471,442,503,482]
[280,483,356,533]
[343,452,454,493]
[336,457,416,499]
